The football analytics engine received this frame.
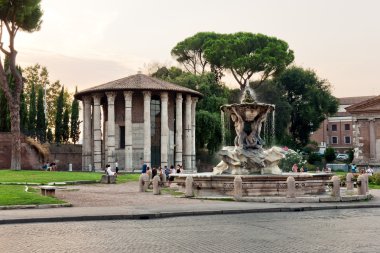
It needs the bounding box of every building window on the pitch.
[331,124,337,131]
[331,136,338,144]
[345,136,351,144]
[344,124,350,131]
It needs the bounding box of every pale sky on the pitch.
[16,0,380,98]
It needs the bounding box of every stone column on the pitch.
[175,93,183,166]
[82,96,92,171]
[185,176,194,197]
[369,118,376,159]
[160,92,169,168]
[124,91,133,171]
[331,176,340,198]
[184,95,192,170]
[286,176,295,198]
[143,91,151,167]
[191,97,198,172]
[106,92,116,167]
[92,94,102,171]
[234,176,243,199]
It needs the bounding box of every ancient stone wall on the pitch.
[0,132,44,170]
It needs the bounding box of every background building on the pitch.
[310,96,374,154]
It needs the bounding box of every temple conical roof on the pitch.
[75,73,202,100]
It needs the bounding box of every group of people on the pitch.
[291,164,308,173]
[141,163,184,182]
[42,161,57,171]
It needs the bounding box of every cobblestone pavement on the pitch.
[1,208,380,253]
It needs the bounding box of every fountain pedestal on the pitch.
[173,173,332,197]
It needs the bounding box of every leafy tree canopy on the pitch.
[203,32,294,90]
[274,66,339,146]
[171,32,222,76]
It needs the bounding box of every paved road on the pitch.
[1,208,380,253]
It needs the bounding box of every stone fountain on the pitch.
[173,87,332,197]
[213,88,284,175]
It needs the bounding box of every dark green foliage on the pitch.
[55,87,64,143]
[0,88,10,131]
[62,108,70,143]
[274,66,339,146]
[171,32,222,77]
[70,88,80,144]
[28,83,36,138]
[348,148,354,163]
[196,110,222,154]
[307,152,322,164]
[324,147,336,162]
[204,32,294,90]
[46,128,53,143]
[0,0,43,33]
[36,87,46,142]
[20,90,28,134]
[254,80,292,146]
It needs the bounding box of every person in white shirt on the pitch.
[366,167,373,176]
[105,164,115,176]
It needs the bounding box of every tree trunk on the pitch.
[9,102,21,170]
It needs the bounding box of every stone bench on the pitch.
[40,186,56,197]
[100,174,117,184]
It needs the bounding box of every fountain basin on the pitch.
[173,173,333,197]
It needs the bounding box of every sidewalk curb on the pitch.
[0,203,72,210]
[1,204,380,225]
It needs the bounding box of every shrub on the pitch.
[279,150,306,172]
[324,147,336,162]
[369,173,380,185]
[307,153,322,164]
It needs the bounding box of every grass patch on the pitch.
[0,185,65,206]
[369,184,380,189]
[0,170,139,184]
[116,173,140,184]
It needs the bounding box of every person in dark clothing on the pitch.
[164,165,170,178]
[152,167,157,178]
[141,163,147,174]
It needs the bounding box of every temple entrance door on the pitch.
[151,98,161,167]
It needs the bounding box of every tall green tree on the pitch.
[46,128,53,143]
[55,87,64,144]
[0,0,43,170]
[70,87,80,144]
[171,32,222,78]
[62,107,70,143]
[204,32,294,91]
[0,84,10,131]
[28,82,36,138]
[36,86,46,142]
[20,90,28,135]
[275,66,338,146]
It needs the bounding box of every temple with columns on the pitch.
[75,73,202,171]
